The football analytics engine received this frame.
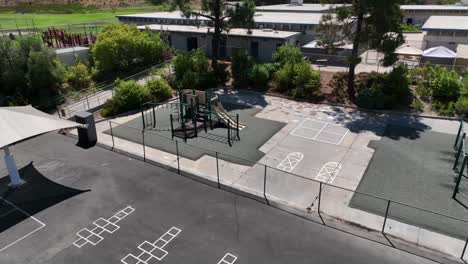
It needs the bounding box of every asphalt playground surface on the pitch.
[350,125,468,239]
[0,133,439,264]
[105,102,286,166]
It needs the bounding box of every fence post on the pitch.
[264,164,270,205]
[461,237,468,260]
[216,152,220,189]
[454,117,464,149]
[109,121,114,150]
[382,200,391,233]
[141,108,146,130]
[86,94,90,109]
[318,182,322,213]
[453,133,466,171]
[453,155,467,198]
[176,140,180,174]
[142,130,146,162]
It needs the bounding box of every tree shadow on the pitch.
[320,106,431,140]
[214,88,269,109]
[0,162,89,233]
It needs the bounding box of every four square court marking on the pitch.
[0,197,46,252]
[290,118,349,145]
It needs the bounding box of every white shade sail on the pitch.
[0,105,80,149]
[395,44,423,56]
[422,46,457,58]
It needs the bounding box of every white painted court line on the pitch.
[0,197,46,253]
[73,205,134,248]
[290,118,349,145]
[121,226,182,264]
[277,152,304,172]
[217,253,237,264]
[315,162,342,184]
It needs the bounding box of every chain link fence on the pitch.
[104,118,468,264]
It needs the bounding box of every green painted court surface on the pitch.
[350,125,468,239]
[105,102,286,166]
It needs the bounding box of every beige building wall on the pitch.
[423,31,468,50]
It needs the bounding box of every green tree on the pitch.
[272,45,303,66]
[169,0,255,68]
[64,61,92,90]
[319,0,404,100]
[173,49,216,90]
[92,24,170,76]
[0,35,64,106]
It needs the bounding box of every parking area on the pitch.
[0,133,439,264]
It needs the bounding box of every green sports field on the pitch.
[0,5,170,30]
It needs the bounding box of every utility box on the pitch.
[75,111,97,148]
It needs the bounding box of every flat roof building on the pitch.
[421,16,468,50]
[401,5,468,25]
[117,11,324,43]
[138,24,302,62]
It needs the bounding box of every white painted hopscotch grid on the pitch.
[315,162,342,184]
[290,118,349,145]
[277,152,304,172]
[217,253,237,264]
[0,197,46,252]
[73,205,135,248]
[121,226,182,264]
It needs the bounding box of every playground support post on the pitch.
[203,114,207,133]
[193,115,197,138]
[453,154,467,198]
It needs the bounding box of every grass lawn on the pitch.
[0,5,171,29]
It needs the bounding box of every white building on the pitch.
[139,24,302,62]
[401,5,468,25]
[117,11,323,43]
[421,16,468,50]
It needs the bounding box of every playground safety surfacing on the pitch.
[104,103,286,166]
[350,125,468,239]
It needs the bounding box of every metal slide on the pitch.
[212,106,246,131]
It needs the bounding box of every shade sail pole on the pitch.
[3,146,25,187]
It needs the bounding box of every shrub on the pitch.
[429,67,462,102]
[249,64,270,88]
[357,84,386,110]
[92,24,171,76]
[173,50,215,90]
[231,49,254,88]
[272,45,303,66]
[274,63,295,90]
[455,96,468,116]
[274,60,321,99]
[146,77,173,101]
[432,101,456,116]
[412,98,424,112]
[64,61,92,90]
[101,80,150,117]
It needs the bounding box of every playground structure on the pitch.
[140,90,245,146]
[42,27,97,48]
[453,117,468,200]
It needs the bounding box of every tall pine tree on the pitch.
[170,0,255,69]
[318,1,404,100]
